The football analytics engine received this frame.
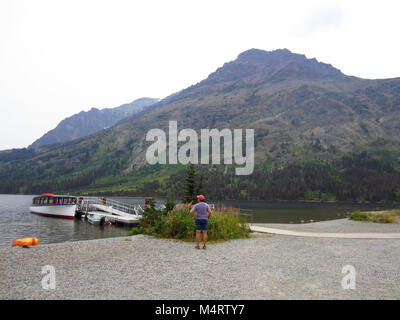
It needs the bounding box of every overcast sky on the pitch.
[0,0,399,150]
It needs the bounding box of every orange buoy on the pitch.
[12,237,39,247]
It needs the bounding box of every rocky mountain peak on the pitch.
[204,48,346,84]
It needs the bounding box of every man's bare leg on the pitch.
[195,230,201,248]
[203,231,207,248]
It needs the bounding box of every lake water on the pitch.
[216,199,399,223]
[0,194,397,247]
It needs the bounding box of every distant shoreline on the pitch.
[1,193,399,205]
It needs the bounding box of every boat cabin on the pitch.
[32,194,77,206]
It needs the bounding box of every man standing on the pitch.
[190,195,212,249]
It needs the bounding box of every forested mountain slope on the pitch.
[1,49,399,201]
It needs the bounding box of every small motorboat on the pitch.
[30,194,77,219]
[87,213,107,225]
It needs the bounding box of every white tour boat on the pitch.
[30,194,77,219]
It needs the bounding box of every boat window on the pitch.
[53,197,57,204]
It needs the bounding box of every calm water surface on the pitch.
[214,199,398,223]
[0,194,397,247]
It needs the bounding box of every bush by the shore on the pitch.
[128,202,251,241]
[349,209,400,223]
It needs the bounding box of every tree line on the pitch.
[0,151,399,202]
[162,152,400,202]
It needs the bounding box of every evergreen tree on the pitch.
[182,164,197,204]
[163,196,175,215]
[196,173,204,196]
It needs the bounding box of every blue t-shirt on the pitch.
[193,202,210,220]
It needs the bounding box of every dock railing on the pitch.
[77,197,144,216]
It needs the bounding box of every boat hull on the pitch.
[30,205,77,219]
[87,213,105,225]
[87,218,101,224]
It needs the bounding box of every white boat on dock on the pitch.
[77,197,143,225]
[30,194,77,219]
[87,213,107,225]
[87,211,141,225]
[90,203,135,216]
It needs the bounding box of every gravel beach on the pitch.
[1,219,399,300]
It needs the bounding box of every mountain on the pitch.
[1,49,399,201]
[29,97,159,149]
[204,48,346,84]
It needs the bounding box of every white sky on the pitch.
[0,0,399,150]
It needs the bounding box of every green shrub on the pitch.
[127,204,251,241]
[127,227,142,236]
[163,196,176,215]
[349,210,369,221]
[372,214,394,223]
[349,209,399,223]
[129,200,167,236]
[208,212,250,240]
[162,208,195,239]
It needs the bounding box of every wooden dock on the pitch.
[85,211,141,225]
[76,197,144,226]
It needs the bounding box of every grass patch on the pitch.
[349,210,369,221]
[128,202,251,241]
[349,209,400,223]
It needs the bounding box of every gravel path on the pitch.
[254,218,400,233]
[1,219,399,300]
